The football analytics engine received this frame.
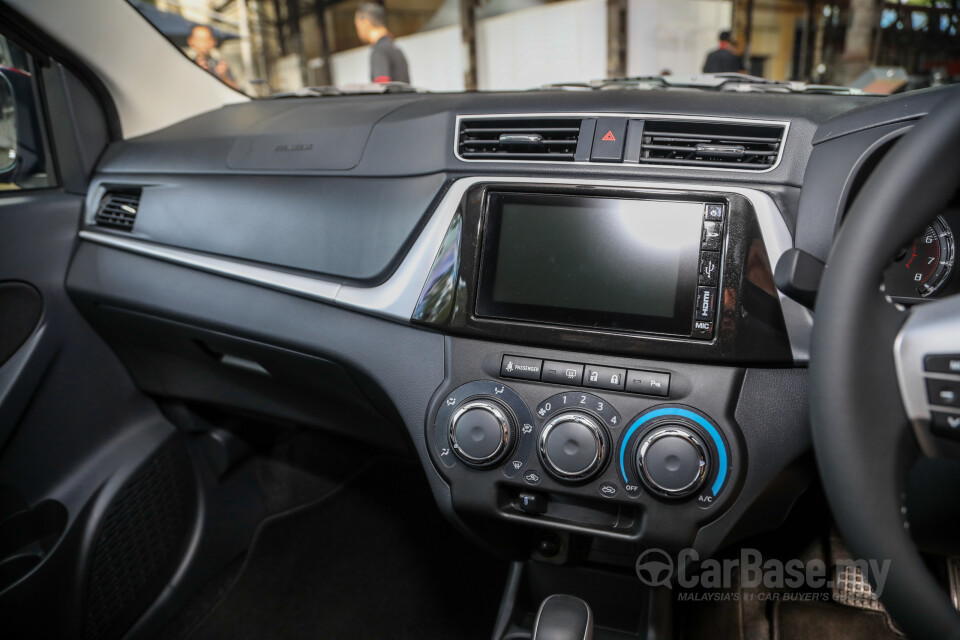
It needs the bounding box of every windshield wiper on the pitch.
[270,82,429,98]
[538,76,670,91]
[707,73,870,95]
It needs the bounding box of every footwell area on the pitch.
[772,600,901,640]
[182,458,508,640]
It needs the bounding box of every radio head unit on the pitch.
[476,192,722,339]
[412,182,794,364]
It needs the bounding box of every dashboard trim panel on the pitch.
[79,176,811,362]
[76,230,344,301]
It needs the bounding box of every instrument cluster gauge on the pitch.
[883,216,955,300]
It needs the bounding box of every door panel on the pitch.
[0,281,42,366]
[0,15,267,638]
[0,177,257,640]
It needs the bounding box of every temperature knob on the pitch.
[539,412,609,481]
[637,426,709,497]
[449,400,515,467]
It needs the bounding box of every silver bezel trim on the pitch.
[449,400,511,464]
[538,412,606,480]
[893,294,960,456]
[79,176,811,362]
[454,113,790,174]
[637,427,708,497]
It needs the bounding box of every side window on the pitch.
[0,33,54,191]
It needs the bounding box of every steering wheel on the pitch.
[811,89,960,640]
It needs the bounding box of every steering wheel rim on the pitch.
[811,87,960,640]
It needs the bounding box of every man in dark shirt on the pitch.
[354,3,410,84]
[187,25,239,90]
[703,30,745,74]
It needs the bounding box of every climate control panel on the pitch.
[428,369,739,545]
[433,379,536,479]
[617,407,728,504]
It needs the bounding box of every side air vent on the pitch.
[640,120,785,170]
[94,190,142,230]
[458,118,582,161]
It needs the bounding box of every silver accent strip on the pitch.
[455,113,790,174]
[948,557,960,611]
[77,230,343,302]
[893,293,960,456]
[499,133,543,144]
[79,176,810,362]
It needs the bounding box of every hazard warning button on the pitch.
[591,118,627,162]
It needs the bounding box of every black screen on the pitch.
[476,193,705,335]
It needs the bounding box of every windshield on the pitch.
[129,0,960,97]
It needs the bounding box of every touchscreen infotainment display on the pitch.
[476,192,709,336]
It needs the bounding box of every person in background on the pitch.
[354,3,410,84]
[702,30,745,74]
[187,25,239,90]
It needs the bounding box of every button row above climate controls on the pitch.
[501,355,670,397]
[542,360,584,385]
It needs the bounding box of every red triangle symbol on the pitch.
[602,130,616,141]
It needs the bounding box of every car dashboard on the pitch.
[66,86,960,561]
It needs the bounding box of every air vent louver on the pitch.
[458,118,582,161]
[95,191,141,230]
[640,121,785,170]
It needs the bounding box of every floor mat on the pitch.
[773,600,902,640]
[186,458,508,640]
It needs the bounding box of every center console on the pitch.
[412,180,810,555]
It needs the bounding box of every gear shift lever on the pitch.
[531,594,594,640]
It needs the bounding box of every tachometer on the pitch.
[883,216,955,298]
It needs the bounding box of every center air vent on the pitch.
[458,118,582,161]
[640,120,785,170]
[94,190,141,231]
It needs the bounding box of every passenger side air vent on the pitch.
[94,190,141,231]
[458,118,582,161]
[640,120,785,170]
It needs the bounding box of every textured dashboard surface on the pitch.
[96,90,873,187]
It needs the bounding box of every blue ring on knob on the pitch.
[620,408,728,496]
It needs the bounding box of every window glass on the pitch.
[0,33,54,191]
[129,0,960,98]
